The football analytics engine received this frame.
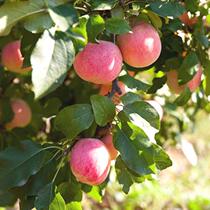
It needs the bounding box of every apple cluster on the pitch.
[0,20,202,186]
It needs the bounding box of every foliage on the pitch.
[0,0,209,209]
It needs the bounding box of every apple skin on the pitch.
[1,40,31,73]
[5,99,32,130]
[146,100,163,120]
[117,22,162,68]
[73,41,123,84]
[101,134,118,160]
[69,138,111,186]
[167,68,202,94]
[179,12,198,27]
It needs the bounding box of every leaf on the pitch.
[147,10,162,29]
[0,191,17,206]
[178,52,199,84]
[49,3,78,32]
[87,14,105,42]
[87,186,103,202]
[150,2,186,18]
[0,140,49,191]
[0,97,13,124]
[23,13,54,33]
[35,183,55,210]
[123,101,160,130]
[147,75,167,94]
[58,181,82,203]
[49,193,66,210]
[0,1,44,36]
[105,17,131,34]
[90,95,115,127]
[43,97,62,118]
[31,29,75,99]
[66,202,82,210]
[119,74,151,92]
[204,60,210,96]
[114,125,154,176]
[115,157,146,194]
[121,92,140,106]
[55,104,94,139]
[90,0,117,10]
[174,88,191,106]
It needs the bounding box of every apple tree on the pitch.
[0,0,209,209]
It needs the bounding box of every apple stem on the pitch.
[108,79,122,98]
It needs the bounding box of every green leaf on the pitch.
[35,182,55,210]
[87,186,102,202]
[123,101,160,130]
[49,193,66,210]
[0,191,17,206]
[66,202,82,210]
[90,95,115,127]
[178,52,199,84]
[87,14,105,42]
[105,17,131,34]
[55,104,94,139]
[150,2,185,18]
[0,97,13,124]
[0,140,49,190]
[174,88,192,106]
[49,3,78,32]
[31,29,75,99]
[115,157,146,194]
[119,74,151,92]
[23,13,54,33]
[58,177,82,203]
[0,1,44,36]
[147,10,162,29]
[114,125,154,176]
[204,60,210,96]
[43,98,62,118]
[121,92,140,106]
[90,0,117,10]
[147,76,167,94]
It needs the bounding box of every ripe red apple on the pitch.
[179,12,198,27]
[1,40,32,73]
[101,134,118,160]
[167,67,202,94]
[69,138,111,185]
[117,22,162,68]
[146,100,163,120]
[5,99,32,130]
[73,41,123,84]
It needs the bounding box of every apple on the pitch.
[69,138,111,185]
[167,67,202,94]
[5,99,32,130]
[117,22,162,68]
[1,40,31,73]
[73,41,123,84]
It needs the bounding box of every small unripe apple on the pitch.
[101,134,118,160]
[5,99,32,130]
[70,138,111,186]
[73,41,123,84]
[179,12,198,27]
[1,40,31,73]
[146,100,163,120]
[167,68,202,94]
[117,22,162,68]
